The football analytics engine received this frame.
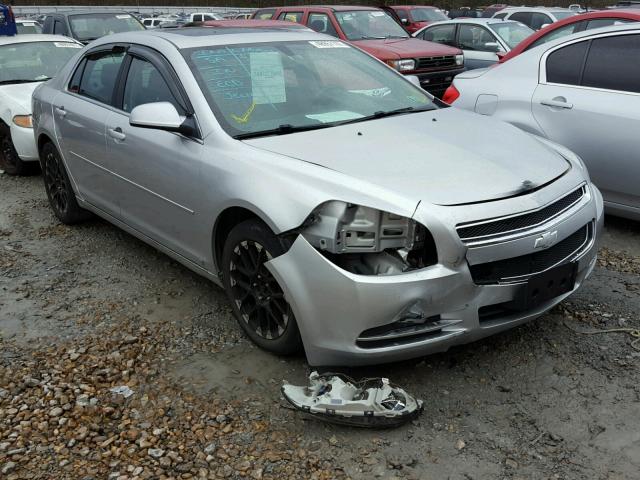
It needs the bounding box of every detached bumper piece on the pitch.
[281,372,423,428]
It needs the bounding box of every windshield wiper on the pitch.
[234,123,333,140]
[0,79,42,85]
[335,106,435,126]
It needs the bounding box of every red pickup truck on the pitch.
[251,5,464,98]
[381,5,449,34]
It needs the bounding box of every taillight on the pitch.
[442,84,460,104]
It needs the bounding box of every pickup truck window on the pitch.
[334,10,409,41]
[307,13,338,37]
[278,12,303,23]
[68,13,144,43]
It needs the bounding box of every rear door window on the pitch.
[545,40,588,85]
[582,34,640,93]
[307,13,338,37]
[77,51,126,105]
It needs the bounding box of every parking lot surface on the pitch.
[1,172,639,479]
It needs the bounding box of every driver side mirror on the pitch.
[130,102,195,136]
[401,18,409,25]
[483,42,502,53]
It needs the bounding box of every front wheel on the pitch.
[221,219,302,355]
[41,142,91,225]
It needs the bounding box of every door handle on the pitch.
[107,127,126,141]
[55,106,67,117]
[540,98,573,109]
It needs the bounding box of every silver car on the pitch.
[32,27,603,366]
[446,24,640,221]
[413,19,533,70]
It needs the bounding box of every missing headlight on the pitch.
[299,201,437,275]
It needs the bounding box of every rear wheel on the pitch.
[221,219,302,355]
[41,142,91,224]
[0,124,37,176]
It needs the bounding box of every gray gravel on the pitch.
[1,173,639,479]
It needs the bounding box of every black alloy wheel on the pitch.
[222,219,302,355]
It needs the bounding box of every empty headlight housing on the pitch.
[387,59,416,72]
[299,201,437,275]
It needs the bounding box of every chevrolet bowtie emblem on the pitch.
[534,230,558,250]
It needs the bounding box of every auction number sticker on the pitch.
[308,40,349,49]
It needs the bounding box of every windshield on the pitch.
[0,41,81,84]
[17,22,42,34]
[184,41,435,138]
[490,21,534,48]
[552,11,577,20]
[410,8,448,22]
[335,10,409,40]
[69,13,144,42]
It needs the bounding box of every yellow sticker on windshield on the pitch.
[231,101,256,124]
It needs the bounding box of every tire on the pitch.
[221,219,302,355]
[0,124,38,176]
[40,142,91,225]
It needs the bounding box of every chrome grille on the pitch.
[457,186,585,242]
[469,223,591,285]
[416,55,457,70]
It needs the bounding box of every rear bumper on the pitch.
[266,185,604,367]
[413,67,465,98]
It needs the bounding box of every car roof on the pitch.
[389,5,440,8]
[0,34,77,45]
[91,27,328,50]
[417,18,522,28]
[48,10,134,16]
[527,23,640,52]
[499,7,574,13]
[201,19,311,30]
[277,5,380,12]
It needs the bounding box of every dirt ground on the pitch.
[1,172,639,480]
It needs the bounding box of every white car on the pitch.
[492,7,577,30]
[445,24,640,220]
[187,12,223,22]
[414,18,534,70]
[141,18,166,29]
[0,34,82,175]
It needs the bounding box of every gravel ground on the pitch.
[1,173,639,480]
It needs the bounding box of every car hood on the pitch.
[350,37,460,59]
[0,82,40,113]
[243,108,570,206]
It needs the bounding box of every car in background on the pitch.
[481,4,509,18]
[187,12,223,22]
[199,19,312,30]
[141,18,167,29]
[250,5,464,97]
[448,7,482,19]
[42,10,145,44]
[381,5,449,34]
[0,34,82,175]
[444,25,640,220]
[498,9,640,62]
[16,19,42,35]
[414,18,533,69]
[492,7,577,30]
[32,27,602,366]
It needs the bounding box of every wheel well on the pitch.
[213,207,261,268]
[37,134,53,156]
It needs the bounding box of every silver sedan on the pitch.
[32,27,603,366]
[445,24,640,221]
